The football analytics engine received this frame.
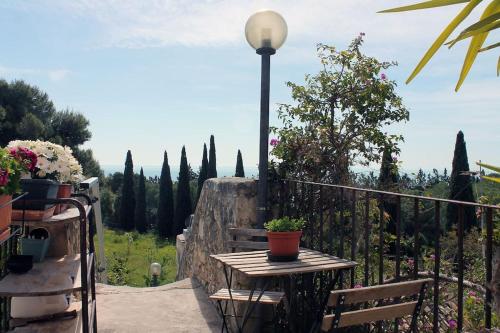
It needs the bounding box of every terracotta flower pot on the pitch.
[54,184,73,215]
[0,195,13,233]
[267,231,302,256]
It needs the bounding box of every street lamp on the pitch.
[245,9,287,228]
[150,262,161,287]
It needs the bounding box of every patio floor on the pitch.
[96,278,220,333]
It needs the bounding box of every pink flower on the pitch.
[381,73,387,80]
[448,319,457,329]
[354,284,363,289]
[407,258,414,269]
[430,254,435,261]
[270,138,280,147]
[468,291,476,297]
[9,147,37,172]
[0,169,9,187]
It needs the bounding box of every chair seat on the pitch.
[210,289,285,305]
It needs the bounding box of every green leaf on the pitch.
[479,41,500,51]
[379,0,469,13]
[477,162,500,173]
[406,0,482,84]
[498,55,500,75]
[455,1,500,91]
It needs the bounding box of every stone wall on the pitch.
[176,177,258,294]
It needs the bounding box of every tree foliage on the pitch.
[174,146,192,236]
[0,79,102,177]
[447,131,478,230]
[197,143,209,202]
[158,151,174,238]
[271,36,409,184]
[135,168,147,233]
[120,150,135,231]
[235,149,245,177]
[208,135,217,179]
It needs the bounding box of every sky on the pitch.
[0,0,498,174]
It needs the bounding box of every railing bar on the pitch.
[413,198,420,280]
[395,196,401,282]
[328,188,334,256]
[364,192,370,287]
[339,187,345,288]
[350,190,357,288]
[433,201,441,333]
[319,186,324,253]
[457,206,464,332]
[308,184,314,250]
[485,207,493,329]
[286,179,500,209]
[378,193,384,286]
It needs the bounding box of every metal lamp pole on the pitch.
[256,46,275,228]
[245,10,287,228]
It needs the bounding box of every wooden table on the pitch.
[211,249,357,332]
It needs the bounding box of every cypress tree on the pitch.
[235,149,245,177]
[208,135,217,178]
[135,167,147,233]
[173,146,192,236]
[378,146,399,235]
[119,150,135,231]
[157,151,174,238]
[447,131,477,230]
[197,143,208,202]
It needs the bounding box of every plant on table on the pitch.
[265,217,305,257]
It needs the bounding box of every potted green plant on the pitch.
[0,147,36,233]
[264,217,305,258]
[7,140,83,217]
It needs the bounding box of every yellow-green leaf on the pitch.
[406,0,482,84]
[455,1,500,90]
[379,0,469,13]
[479,41,500,51]
[477,162,500,173]
[448,20,500,47]
[482,175,500,183]
[497,55,500,75]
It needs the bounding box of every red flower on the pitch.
[0,169,9,187]
[9,147,37,172]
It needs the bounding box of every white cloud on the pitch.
[48,69,71,82]
[48,0,475,49]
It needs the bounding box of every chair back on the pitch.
[321,278,432,332]
[227,228,268,252]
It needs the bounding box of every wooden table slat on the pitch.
[230,256,345,270]
[243,261,357,277]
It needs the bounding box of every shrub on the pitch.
[264,217,305,232]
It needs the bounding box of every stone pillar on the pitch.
[176,177,258,293]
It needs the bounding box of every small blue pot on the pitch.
[20,236,50,262]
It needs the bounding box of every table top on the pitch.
[211,249,357,277]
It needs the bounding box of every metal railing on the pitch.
[275,179,500,332]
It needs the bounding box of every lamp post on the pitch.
[150,262,161,287]
[245,10,287,228]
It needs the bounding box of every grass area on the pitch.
[96,228,177,287]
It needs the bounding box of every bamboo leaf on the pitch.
[498,55,500,75]
[406,0,482,84]
[479,41,500,51]
[379,0,469,13]
[455,1,500,91]
[482,175,500,183]
[476,162,500,173]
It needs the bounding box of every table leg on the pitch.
[223,265,241,332]
[308,270,342,333]
[240,278,270,331]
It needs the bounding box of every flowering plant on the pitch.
[7,140,83,184]
[0,148,33,195]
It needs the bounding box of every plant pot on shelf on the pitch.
[54,184,73,215]
[12,179,59,221]
[0,194,13,233]
[267,231,302,257]
[20,228,50,262]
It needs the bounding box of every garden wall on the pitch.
[176,177,258,293]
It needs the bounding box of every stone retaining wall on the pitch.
[176,177,258,294]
